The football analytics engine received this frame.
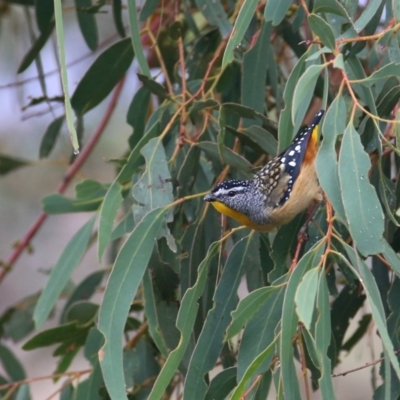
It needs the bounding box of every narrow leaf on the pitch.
[292,64,324,130]
[316,94,346,220]
[194,0,232,38]
[112,0,125,37]
[183,234,257,398]
[53,0,79,152]
[295,267,320,330]
[338,123,384,256]
[226,286,280,340]
[75,0,98,50]
[148,242,220,400]
[264,0,292,26]
[71,38,134,115]
[98,208,166,400]
[33,216,96,328]
[343,244,400,380]
[39,115,64,158]
[18,19,55,73]
[308,14,336,50]
[127,1,151,76]
[97,182,123,261]
[231,335,279,400]
[0,154,29,175]
[222,0,259,68]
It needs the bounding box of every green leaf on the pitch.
[264,0,292,26]
[316,93,346,220]
[39,116,64,158]
[127,86,151,149]
[308,14,336,51]
[194,0,232,38]
[222,103,277,132]
[226,286,280,340]
[198,141,252,174]
[234,125,278,156]
[189,99,219,114]
[42,194,102,214]
[75,0,98,50]
[33,216,96,328]
[231,335,279,400]
[381,238,400,278]
[394,0,400,23]
[61,270,105,323]
[71,38,134,115]
[142,271,169,357]
[338,123,384,256]
[140,0,160,21]
[23,322,86,350]
[292,64,324,130]
[278,51,307,151]
[352,0,382,34]
[295,267,320,330]
[222,0,259,67]
[17,19,55,73]
[127,1,151,76]
[205,367,237,400]
[53,0,79,152]
[112,0,125,37]
[359,63,400,87]
[241,20,271,128]
[0,343,27,381]
[0,154,29,175]
[343,244,400,380]
[137,74,169,99]
[98,207,166,400]
[97,182,123,261]
[132,137,175,249]
[315,273,335,399]
[148,242,220,400]
[35,0,54,33]
[313,0,349,19]
[281,242,325,400]
[183,233,257,398]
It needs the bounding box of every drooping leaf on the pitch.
[308,14,336,50]
[148,242,220,400]
[17,19,55,73]
[0,154,29,175]
[33,216,96,328]
[75,0,98,50]
[338,123,384,256]
[194,0,232,38]
[71,38,134,115]
[222,0,259,67]
[39,116,64,158]
[316,94,346,220]
[98,207,166,400]
[183,233,257,398]
[295,267,320,331]
[112,0,125,37]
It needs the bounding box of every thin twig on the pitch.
[2,77,126,278]
[332,349,400,377]
[0,369,91,391]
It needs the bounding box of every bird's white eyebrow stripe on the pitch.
[213,186,245,196]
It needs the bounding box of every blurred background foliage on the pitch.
[0,0,400,399]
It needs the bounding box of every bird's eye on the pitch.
[228,191,236,197]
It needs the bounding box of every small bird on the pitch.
[204,110,325,231]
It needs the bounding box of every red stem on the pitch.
[2,77,126,280]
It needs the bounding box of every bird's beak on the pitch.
[204,193,215,202]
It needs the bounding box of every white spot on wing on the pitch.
[288,160,296,167]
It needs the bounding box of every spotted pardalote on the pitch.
[204,110,325,231]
